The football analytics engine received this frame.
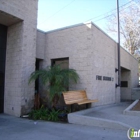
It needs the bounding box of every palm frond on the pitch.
[28,69,49,84]
[29,64,79,104]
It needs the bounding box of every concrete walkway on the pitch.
[86,102,140,129]
[68,102,140,130]
[0,114,128,140]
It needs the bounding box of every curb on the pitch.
[123,100,140,117]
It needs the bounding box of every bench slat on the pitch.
[77,99,98,105]
[62,90,98,105]
[64,98,87,105]
[65,99,98,105]
[63,90,87,101]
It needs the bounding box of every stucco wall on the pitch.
[0,0,38,116]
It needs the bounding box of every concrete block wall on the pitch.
[36,22,138,107]
[45,24,93,94]
[36,30,46,59]
[39,23,119,106]
[1,0,38,116]
[5,22,23,116]
[121,69,131,100]
[121,48,138,87]
[120,48,138,100]
[90,23,118,105]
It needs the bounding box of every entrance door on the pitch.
[0,24,7,113]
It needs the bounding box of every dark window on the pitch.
[51,57,69,67]
[121,81,128,87]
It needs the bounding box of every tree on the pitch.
[106,0,140,56]
[29,64,79,107]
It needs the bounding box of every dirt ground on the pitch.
[131,100,140,111]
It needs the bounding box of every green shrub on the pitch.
[29,107,61,122]
[47,109,60,122]
[29,106,49,120]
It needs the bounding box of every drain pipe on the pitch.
[116,0,121,88]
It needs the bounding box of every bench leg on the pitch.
[71,104,74,112]
[86,103,89,109]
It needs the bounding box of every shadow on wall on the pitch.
[121,67,131,101]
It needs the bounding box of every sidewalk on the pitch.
[0,114,128,140]
[68,102,140,130]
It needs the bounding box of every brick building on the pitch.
[0,0,38,116]
[0,0,138,117]
[36,23,138,107]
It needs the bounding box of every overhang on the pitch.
[0,10,22,26]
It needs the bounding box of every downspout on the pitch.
[116,0,121,88]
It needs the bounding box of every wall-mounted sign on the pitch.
[96,75,102,80]
[103,76,112,81]
[96,75,114,81]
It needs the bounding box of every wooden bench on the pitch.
[62,90,98,110]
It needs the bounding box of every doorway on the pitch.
[0,24,7,113]
[121,67,131,101]
[51,57,69,107]
[35,59,42,93]
[51,57,69,90]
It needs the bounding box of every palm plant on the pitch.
[29,64,79,107]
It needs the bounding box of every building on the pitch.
[37,22,138,107]
[0,0,38,116]
[0,0,138,117]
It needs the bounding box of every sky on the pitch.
[37,0,131,35]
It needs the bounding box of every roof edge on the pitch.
[37,22,137,61]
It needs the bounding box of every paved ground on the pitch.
[86,102,140,129]
[0,114,128,140]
